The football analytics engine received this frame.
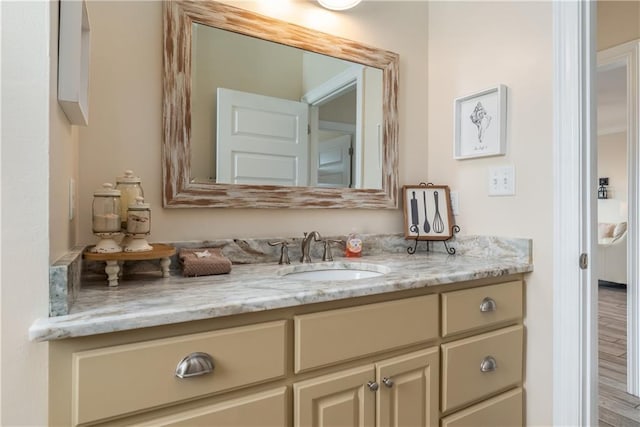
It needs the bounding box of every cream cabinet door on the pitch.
[134,387,287,427]
[376,347,439,427]
[294,365,376,427]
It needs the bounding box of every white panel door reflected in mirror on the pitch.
[216,88,310,186]
[191,23,383,189]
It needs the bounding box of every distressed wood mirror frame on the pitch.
[163,0,399,208]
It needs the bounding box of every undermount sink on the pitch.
[279,263,390,281]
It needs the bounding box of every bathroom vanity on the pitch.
[32,0,538,424]
[37,246,531,426]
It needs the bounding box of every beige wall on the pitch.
[78,1,552,423]
[319,90,356,123]
[1,1,52,424]
[50,6,80,263]
[427,2,553,425]
[302,52,351,93]
[78,0,428,244]
[598,0,640,51]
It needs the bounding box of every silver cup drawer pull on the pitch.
[479,297,497,312]
[480,356,497,372]
[175,352,215,379]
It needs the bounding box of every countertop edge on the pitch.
[30,262,532,342]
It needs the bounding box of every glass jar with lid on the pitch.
[124,196,153,252]
[115,169,144,230]
[90,183,122,253]
[126,196,151,235]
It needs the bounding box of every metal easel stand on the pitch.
[407,224,461,255]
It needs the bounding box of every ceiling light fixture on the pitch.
[317,0,362,11]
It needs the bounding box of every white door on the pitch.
[217,88,309,186]
[317,134,352,188]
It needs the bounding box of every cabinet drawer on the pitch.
[441,281,522,337]
[441,325,523,412]
[294,295,438,372]
[134,386,287,427]
[441,388,523,427]
[72,321,286,425]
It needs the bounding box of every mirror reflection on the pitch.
[191,23,383,189]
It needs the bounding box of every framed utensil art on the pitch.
[402,184,455,241]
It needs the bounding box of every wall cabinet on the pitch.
[49,278,524,426]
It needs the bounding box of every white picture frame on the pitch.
[453,84,507,160]
[58,0,91,126]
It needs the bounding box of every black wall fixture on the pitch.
[598,177,609,199]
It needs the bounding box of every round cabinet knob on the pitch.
[382,377,394,388]
[367,381,379,392]
[480,355,497,373]
[479,297,497,312]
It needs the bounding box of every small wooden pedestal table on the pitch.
[83,244,176,287]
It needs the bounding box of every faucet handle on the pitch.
[268,241,292,265]
[322,239,346,262]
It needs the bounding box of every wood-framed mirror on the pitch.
[163,0,399,208]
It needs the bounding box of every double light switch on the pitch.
[488,166,515,196]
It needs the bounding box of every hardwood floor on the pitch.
[599,284,640,426]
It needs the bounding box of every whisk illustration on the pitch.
[432,191,445,233]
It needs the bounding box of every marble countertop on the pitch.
[31,250,532,342]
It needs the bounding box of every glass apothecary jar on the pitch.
[124,196,152,252]
[90,183,122,253]
[116,169,144,230]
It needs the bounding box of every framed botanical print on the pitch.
[402,184,455,241]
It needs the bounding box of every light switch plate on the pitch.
[488,166,515,196]
[69,178,76,221]
[450,191,460,215]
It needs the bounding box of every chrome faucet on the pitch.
[300,231,322,263]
